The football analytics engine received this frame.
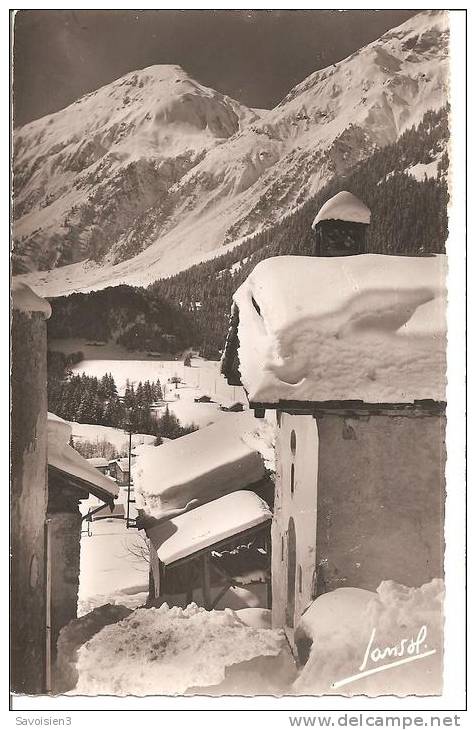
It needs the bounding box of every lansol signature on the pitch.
[332,624,436,690]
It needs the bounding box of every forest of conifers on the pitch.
[47,105,449,360]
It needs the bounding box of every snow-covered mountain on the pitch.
[13,10,449,297]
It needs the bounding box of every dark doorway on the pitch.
[286,517,297,627]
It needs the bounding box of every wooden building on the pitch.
[194,393,213,403]
[133,412,274,608]
[108,457,131,486]
[145,491,272,610]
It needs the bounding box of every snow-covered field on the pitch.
[59,345,247,427]
[70,421,155,453]
[50,340,242,398]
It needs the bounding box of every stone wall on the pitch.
[315,411,446,592]
[271,408,446,633]
[11,309,49,693]
[46,495,82,660]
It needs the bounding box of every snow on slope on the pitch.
[15,11,449,297]
[69,421,156,453]
[13,65,259,275]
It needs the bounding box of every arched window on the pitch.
[290,429,297,455]
[290,463,295,496]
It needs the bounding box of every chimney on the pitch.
[311,191,370,257]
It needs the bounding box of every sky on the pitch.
[13,9,418,128]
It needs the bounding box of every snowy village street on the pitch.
[46,253,446,697]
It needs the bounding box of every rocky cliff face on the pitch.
[14,10,449,296]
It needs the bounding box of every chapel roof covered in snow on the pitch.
[221,254,447,406]
[133,411,270,520]
[147,490,272,566]
[48,413,119,503]
[311,191,371,229]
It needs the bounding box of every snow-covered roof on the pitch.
[86,457,109,468]
[11,280,51,318]
[226,254,447,405]
[133,411,268,520]
[147,490,272,565]
[109,458,130,472]
[48,413,119,501]
[312,191,371,229]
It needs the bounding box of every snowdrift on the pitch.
[232,254,447,404]
[54,603,133,694]
[293,579,444,696]
[74,603,295,695]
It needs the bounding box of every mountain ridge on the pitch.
[47,105,450,358]
[14,10,449,297]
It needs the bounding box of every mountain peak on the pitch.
[13,10,449,294]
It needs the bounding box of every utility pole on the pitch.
[124,416,135,529]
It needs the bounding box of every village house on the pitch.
[193,392,213,403]
[11,282,119,694]
[219,400,245,413]
[47,414,119,678]
[108,456,132,485]
[133,412,274,609]
[221,194,447,638]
